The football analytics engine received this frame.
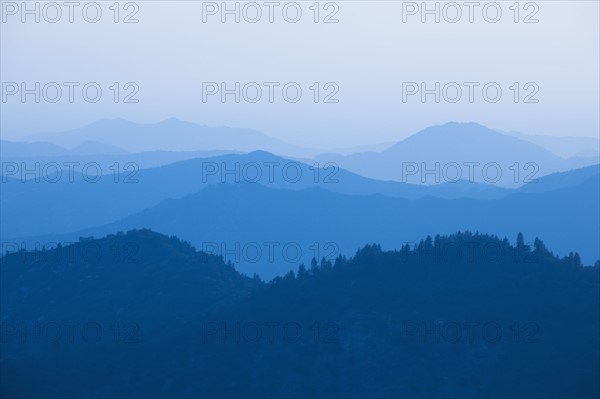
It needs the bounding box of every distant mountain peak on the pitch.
[157,117,191,126]
[439,121,487,129]
[415,121,500,137]
[246,150,277,157]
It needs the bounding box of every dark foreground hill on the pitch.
[1,230,598,398]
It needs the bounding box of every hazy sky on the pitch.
[1,0,599,147]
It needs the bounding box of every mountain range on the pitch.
[503,130,599,158]
[314,122,599,186]
[6,167,598,279]
[5,120,598,182]
[2,148,598,241]
[23,118,310,156]
[0,140,128,158]
[2,118,599,397]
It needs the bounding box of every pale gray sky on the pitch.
[1,0,599,148]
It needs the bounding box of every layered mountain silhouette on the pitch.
[3,119,599,397]
[315,122,599,186]
[0,150,516,238]
[8,170,598,279]
[0,140,128,158]
[2,148,597,240]
[17,120,600,183]
[19,118,398,159]
[1,148,241,176]
[503,130,600,158]
[1,230,598,398]
[25,118,310,156]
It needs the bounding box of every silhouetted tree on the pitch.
[310,257,319,274]
[320,257,332,271]
[574,253,582,268]
[297,263,308,278]
[517,232,525,248]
